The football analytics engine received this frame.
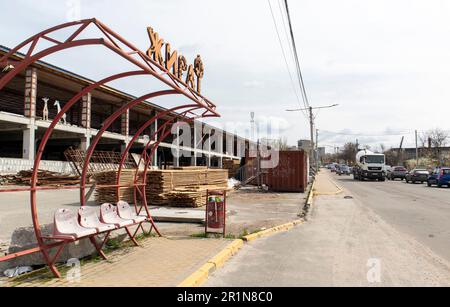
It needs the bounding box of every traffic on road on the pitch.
[325,150,450,189]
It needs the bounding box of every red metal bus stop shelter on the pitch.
[0,18,219,278]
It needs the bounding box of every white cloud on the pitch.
[243,80,264,89]
[1,0,450,149]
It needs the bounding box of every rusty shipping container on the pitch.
[264,150,308,193]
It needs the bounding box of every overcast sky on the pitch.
[2,0,450,152]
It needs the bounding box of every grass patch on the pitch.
[190,229,261,240]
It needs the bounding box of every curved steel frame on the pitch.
[0,19,220,277]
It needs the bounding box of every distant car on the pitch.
[427,167,450,188]
[330,164,337,172]
[405,169,429,184]
[387,166,407,181]
[337,165,350,176]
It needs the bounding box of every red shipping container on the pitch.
[264,151,308,193]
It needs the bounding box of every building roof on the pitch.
[0,45,251,141]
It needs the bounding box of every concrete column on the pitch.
[121,109,129,137]
[153,114,158,167]
[80,134,90,152]
[226,133,234,157]
[192,123,198,166]
[81,93,91,129]
[23,68,37,160]
[24,68,37,118]
[218,131,224,163]
[120,141,129,155]
[206,130,212,168]
[22,124,36,160]
[173,124,180,168]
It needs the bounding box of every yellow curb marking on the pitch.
[178,239,244,287]
[307,178,317,205]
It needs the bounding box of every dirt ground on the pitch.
[158,187,308,238]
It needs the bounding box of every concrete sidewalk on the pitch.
[205,176,450,286]
[314,171,344,195]
[4,237,231,287]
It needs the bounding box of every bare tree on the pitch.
[338,142,358,164]
[429,128,449,148]
[419,132,429,148]
[260,137,290,151]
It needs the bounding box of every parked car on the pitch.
[330,164,337,173]
[427,167,450,188]
[405,169,429,184]
[387,166,407,181]
[337,165,351,176]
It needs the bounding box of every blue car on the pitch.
[427,167,450,188]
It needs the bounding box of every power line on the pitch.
[284,0,310,110]
[267,0,308,120]
[277,0,296,71]
[319,130,415,137]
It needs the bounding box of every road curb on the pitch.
[242,220,303,242]
[307,178,316,205]
[178,239,244,287]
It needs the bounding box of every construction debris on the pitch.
[0,170,80,186]
[64,148,137,177]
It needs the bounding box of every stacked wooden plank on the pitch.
[93,169,143,204]
[92,168,228,208]
[0,170,79,186]
[222,159,241,178]
[146,168,228,208]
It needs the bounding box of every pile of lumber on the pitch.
[91,168,228,208]
[146,168,228,207]
[0,170,79,186]
[93,169,143,204]
[167,189,204,208]
[223,159,241,178]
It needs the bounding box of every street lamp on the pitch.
[286,104,339,171]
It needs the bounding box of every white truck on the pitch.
[353,150,386,181]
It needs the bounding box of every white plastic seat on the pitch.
[54,208,97,239]
[100,203,135,228]
[79,206,117,233]
[117,201,147,224]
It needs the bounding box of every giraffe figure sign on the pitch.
[54,100,67,125]
[42,97,49,121]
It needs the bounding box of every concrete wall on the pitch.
[0,158,74,175]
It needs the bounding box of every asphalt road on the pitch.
[334,173,450,263]
[205,172,450,286]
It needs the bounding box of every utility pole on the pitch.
[415,130,419,166]
[309,107,315,169]
[316,128,319,170]
[398,136,405,166]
